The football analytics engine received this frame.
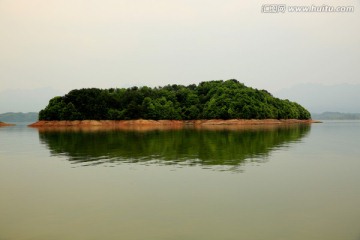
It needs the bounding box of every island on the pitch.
[30,79,317,127]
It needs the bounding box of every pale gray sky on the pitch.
[0,0,359,112]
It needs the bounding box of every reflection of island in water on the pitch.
[38,124,310,171]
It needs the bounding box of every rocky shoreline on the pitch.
[29,119,320,128]
[0,122,15,127]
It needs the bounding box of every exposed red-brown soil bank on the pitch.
[29,119,320,128]
[0,122,15,127]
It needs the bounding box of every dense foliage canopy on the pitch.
[39,79,311,120]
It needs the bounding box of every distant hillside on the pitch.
[0,87,64,113]
[0,112,38,122]
[312,112,360,120]
[39,80,311,121]
[275,83,360,113]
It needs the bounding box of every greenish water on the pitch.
[38,125,310,170]
[1,121,360,240]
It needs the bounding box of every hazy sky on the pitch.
[0,0,359,112]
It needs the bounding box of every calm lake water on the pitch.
[1,121,360,240]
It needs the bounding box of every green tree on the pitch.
[38,80,311,121]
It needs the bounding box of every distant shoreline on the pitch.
[0,122,15,127]
[29,119,321,128]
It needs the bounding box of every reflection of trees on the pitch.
[38,125,310,169]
